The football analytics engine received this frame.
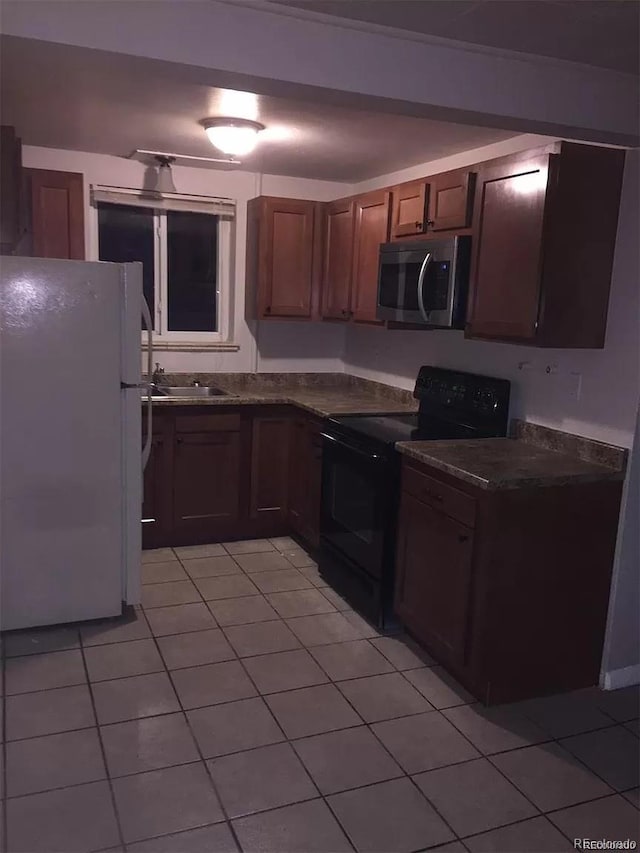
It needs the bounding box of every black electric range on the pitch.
[318,366,511,630]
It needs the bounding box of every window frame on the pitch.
[90,188,234,347]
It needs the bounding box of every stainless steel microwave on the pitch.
[376,235,471,328]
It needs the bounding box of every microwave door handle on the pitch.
[417,253,432,322]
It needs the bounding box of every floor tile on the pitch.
[208,742,318,818]
[342,610,381,639]
[143,548,178,564]
[233,552,294,575]
[623,787,640,808]
[592,685,640,722]
[464,816,572,852]
[6,728,106,797]
[491,741,613,811]
[318,586,350,610]
[372,711,480,774]
[513,688,615,738]
[269,536,299,552]
[92,672,180,725]
[187,697,283,758]
[293,726,403,794]
[5,684,95,740]
[5,649,86,694]
[243,648,329,694]
[3,626,80,657]
[174,543,227,560]
[224,539,275,556]
[232,798,352,852]
[560,725,640,790]
[266,589,336,618]
[145,603,218,637]
[297,566,329,588]
[282,549,317,568]
[157,628,235,670]
[207,595,278,627]
[6,780,120,853]
[127,823,238,852]
[142,580,201,609]
[251,569,314,593]
[548,794,640,845]
[414,756,537,837]
[442,702,550,755]
[84,638,164,682]
[182,555,242,579]
[223,620,300,657]
[266,683,362,739]
[338,672,432,722]
[80,609,151,646]
[310,640,394,681]
[113,762,224,843]
[172,660,257,710]
[370,635,434,670]
[625,718,640,736]
[404,665,476,709]
[328,777,454,852]
[101,712,199,777]
[142,561,189,585]
[194,574,260,601]
[286,612,369,647]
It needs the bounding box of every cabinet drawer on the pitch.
[175,413,241,434]
[402,464,476,528]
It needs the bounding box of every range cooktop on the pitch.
[327,412,481,450]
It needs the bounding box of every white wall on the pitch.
[343,139,640,450]
[21,145,349,374]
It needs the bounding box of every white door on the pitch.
[0,256,132,629]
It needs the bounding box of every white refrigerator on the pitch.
[0,256,153,631]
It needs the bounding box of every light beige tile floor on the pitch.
[1,537,638,853]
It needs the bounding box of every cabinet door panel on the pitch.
[250,416,290,522]
[395,492,473,664]
[321,199,354,320]
[466,156,549,342]
[288,417,308,534]
[428,169,475,232]
[27,168,84,259]
[391,181,428,239]
[262,199,315,317]
[173,430,241,537]
[142,435,167,549]
[351,190,390,324]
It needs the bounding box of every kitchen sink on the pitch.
[149,385,234,398]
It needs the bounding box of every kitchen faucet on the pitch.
[152,362,165,387]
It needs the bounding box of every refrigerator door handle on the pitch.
[141,296,153,472]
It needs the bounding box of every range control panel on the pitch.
[414,366,511,431]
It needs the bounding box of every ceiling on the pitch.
[0,36,520,183]
[269,0,640,75]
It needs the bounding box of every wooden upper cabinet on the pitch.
[321,198,355,320]
[466,142,625,348]
[27,168,85,259]
[428,169,475,232]
[351,190,391,324]
[246,196,319,320]
[0,126,23,254]
[391,180,429,239]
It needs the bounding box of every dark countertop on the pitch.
[396,437,626,490]
[149,373,418,419]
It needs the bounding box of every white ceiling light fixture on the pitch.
[202,118,265,157]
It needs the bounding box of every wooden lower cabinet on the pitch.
[288,415,323,548]
[394,458,623,704]
[143,405,320,549]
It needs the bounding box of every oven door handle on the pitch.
[417,252,432,323]
[320,432,385,462]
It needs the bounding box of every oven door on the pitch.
[320,431,392,579]
[377,247,431,323]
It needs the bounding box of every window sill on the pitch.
[143,340,240,353]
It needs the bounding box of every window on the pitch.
[93,189,233,344]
